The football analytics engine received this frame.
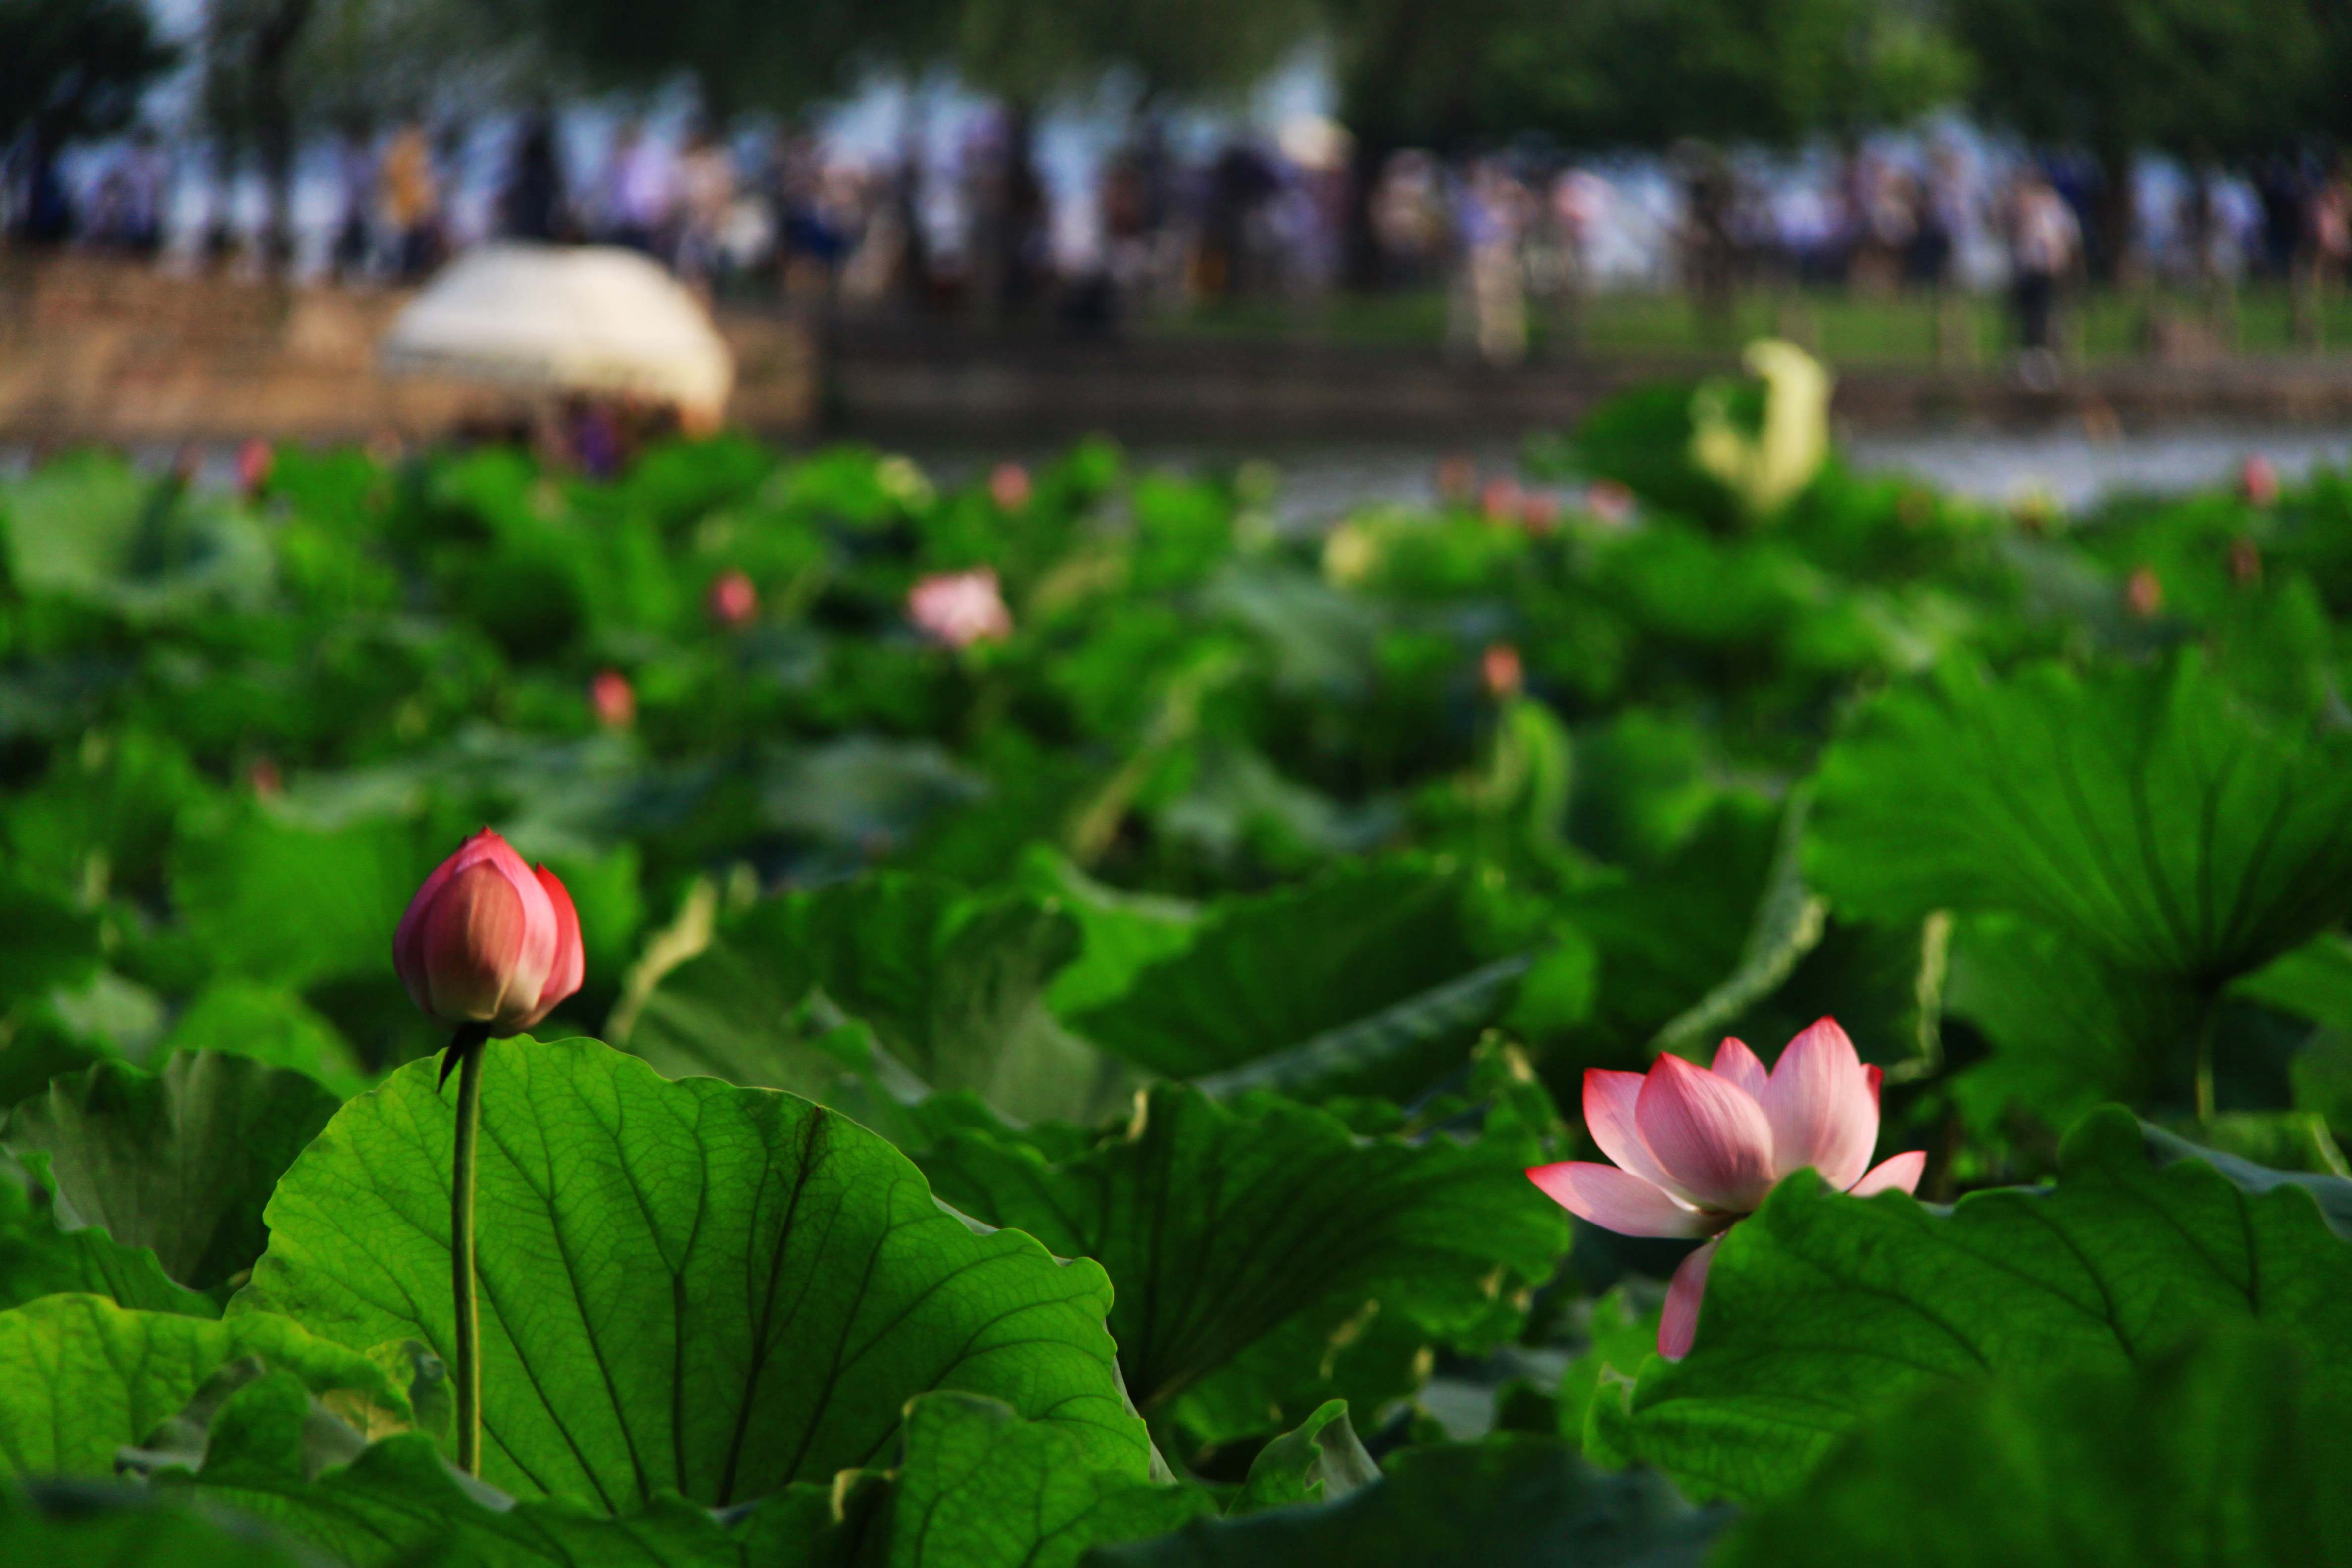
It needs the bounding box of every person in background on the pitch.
[331,123,376,278]
[501,109,570,243]
[600,119,679,255]
[675,119,736,282]
[2008,167,2079,384]
[381,119,441,282]
[114,128,170,257]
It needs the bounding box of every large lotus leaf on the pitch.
[0,1294,402,1478]
[1558,795,1781,1055]
[913,1083,1568,1445]
[1808,654,2352,980]
[0,1154,213,1317]
[885,1393,1207,1568]
[0,1482,318,1568]
[1088,1434,1722,1568]
[231,1039,1143,1511]
[158,1371,743,1568]
[1593,1107,2352,1503]
[1,453,273,619]
[154,984,370,1098]
[0,866,100,1014]
[5,1052,342,1292]
[1717,1332,2351,1568]
[625,874,1135,1126]
[1067,859,1509,1086]
[167,807,440,991]
[1940,913,2194,1138]
[1009,848,1198,1019]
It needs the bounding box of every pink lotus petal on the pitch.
[1711,1038,1769,1101]
[1659,1236,1720,1360]
[1760,1018,1878,1191]
[521,864,585,1030]
[1636,1054,1777,1212]
[1865,1063,1882,1111]
[1583,1070,1685,1197]
[1526,1162,1717,1239]
[1849,1150,1927,1198]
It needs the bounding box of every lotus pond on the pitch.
[1,371,2349,1566]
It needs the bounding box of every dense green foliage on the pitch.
[3,366,2351,1562]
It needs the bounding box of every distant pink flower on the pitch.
[908,568,1013,648]
[2240,454,2279,508]
[2126,565,2164,619]
[707,569,758,628]
[1584,480,1636,528]
[1481,477,1523,522]
[236,438,274,497]
[989,462,1032,512]
[1527,1019,1924,1360]
[1519,491,1562,533]
[1482,641,1523,699]
[590,669,635,729]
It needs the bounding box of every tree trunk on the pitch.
[252,0,315,276]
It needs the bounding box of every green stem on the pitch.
[447,1023,490,1476]
[2193,1004,2217,1127]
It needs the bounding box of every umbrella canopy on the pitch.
[380,244,734,418]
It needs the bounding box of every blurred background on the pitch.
[8,0,2352,497]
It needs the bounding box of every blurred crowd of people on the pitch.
[14,104,2352,365]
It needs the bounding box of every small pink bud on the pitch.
[1584,480,1636,528]
[2230,537,2262,587]
[392,828,584,1036]
[591,669,636,729]
[908,569,1013,648]
[706,569,757,628]
[1519,492,1561,533]
[989,462,1032,512]
[2240,455,2279,508]
[2126,566,2163,619]
[236,438,274,496]
[1482,642,1523,699]
[1480,478,1523,523]
[248,757,282,798]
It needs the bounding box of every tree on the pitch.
[0,0,179,244]
[1949,0,2327,277]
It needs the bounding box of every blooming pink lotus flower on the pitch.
[394,828,583,1036]
[707,569,758,628]
[1527,1019,1924,1360]
[989,462,1033,512]
[590,669,635,729]
[908,568,1013,648]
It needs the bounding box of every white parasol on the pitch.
[380,244,734,419]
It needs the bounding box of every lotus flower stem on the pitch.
[446,1022,491,1475]
[2193,1002,2218,1126]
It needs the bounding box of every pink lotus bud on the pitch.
[2230,536,2262,587]
[1584,480,1636,528]
[1526,1019,1922,1359]
[908,568,1013,649]
[2240,454,2279,508]
[989,462,1032,512]
[591,669,636,729]
[236,439,274,496]
[707,569,758,628]
[247,757,282,799]
[2126,565,2163,619]
[393,828,584,1036]
[1519,492,1561,533]
[1482,642,1523,699]
[1436,455,1476,502]
[1480,478,1523,522]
